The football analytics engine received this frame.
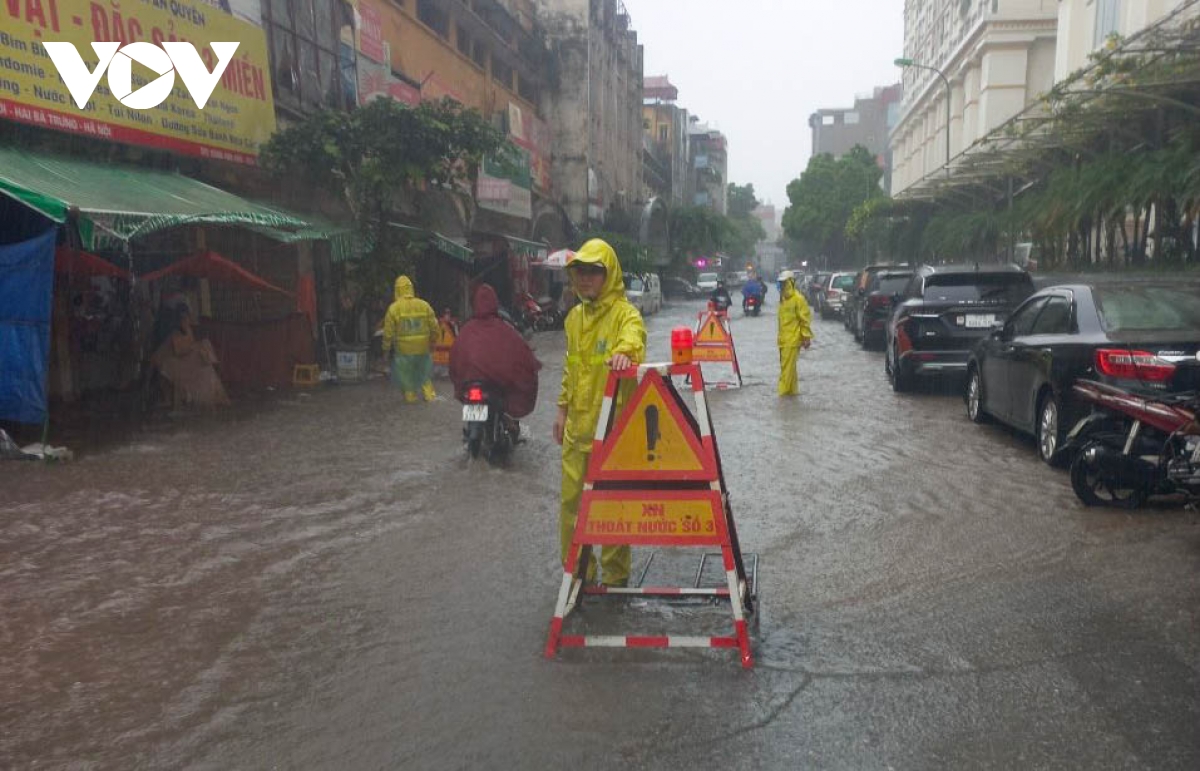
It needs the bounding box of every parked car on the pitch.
[966,281,1200,465]
[623,272,663,315]
[697,272,720,291]
[844,263,906,337]
[856,269,915,348]
[728,270,750,288]
[662,276,704,300]
[820,272,855,318]
[886,264,1034,393]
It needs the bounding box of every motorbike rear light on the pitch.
[1095,349,1176,382]
[466,386,485,403]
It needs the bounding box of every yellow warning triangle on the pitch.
[696,314,731,345]
[596,371,709,477]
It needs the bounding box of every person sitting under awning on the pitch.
[150,304,231,408]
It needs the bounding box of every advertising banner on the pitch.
[507,101,551,194]
[476,143,532,220]
[0,0,276,164]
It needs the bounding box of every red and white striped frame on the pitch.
[544,363,754,668]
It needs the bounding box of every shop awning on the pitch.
[54,247,131,280]
[504,235,550,262]
[140,250,294,296]
[0,147,311,249]
[390,223,474,264]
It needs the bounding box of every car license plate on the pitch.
[965,314,995,328]
[462,404,488,422]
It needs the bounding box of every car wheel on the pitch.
[890,345,912,393]
[1037,391,1068,466]
[966,367,989,424]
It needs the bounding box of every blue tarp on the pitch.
[0,229,55,424]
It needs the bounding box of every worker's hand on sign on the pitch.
[553,405,567,446]
[803,339,812,350]
[607,353,633,372]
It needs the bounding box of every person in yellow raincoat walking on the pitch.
[382,275,439,402]
[553,239,646,587]
[777,269,813,396]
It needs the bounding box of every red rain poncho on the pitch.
[449,284,542,418]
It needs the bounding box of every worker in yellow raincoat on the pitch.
[382,275,439,402]
[777,270,813,396]
[553,239,646,587]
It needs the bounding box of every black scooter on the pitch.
[462,381,521,462]
[743,294,762,317]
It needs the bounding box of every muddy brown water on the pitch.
[3,298,1198,769]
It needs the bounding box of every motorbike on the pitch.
[519,292,563,332]
[1067,374,1200,508]
[742,294,762,317]
[710,295,732,314]
[461,380,521,462]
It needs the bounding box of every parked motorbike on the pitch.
[1067,373,1200,508]
[742,295,762,317]
[462,380,521,462]
[519,292,563,332]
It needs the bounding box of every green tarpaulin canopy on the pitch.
[0,147,316,250]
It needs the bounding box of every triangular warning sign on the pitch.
[590,369,716,482]
[695,313,732,345]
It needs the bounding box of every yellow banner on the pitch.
[584,497,719,542]
[0,0,276,164]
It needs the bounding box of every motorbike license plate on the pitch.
[965,314,996,328]
[462,404,489,422]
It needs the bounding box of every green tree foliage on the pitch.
[726,182,760,219]
[783,146,884,266]
[261,97,505,287]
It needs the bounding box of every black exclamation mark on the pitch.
[645,405,660,462]
[708,320,716,338]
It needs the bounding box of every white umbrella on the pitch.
[536,249,575,270]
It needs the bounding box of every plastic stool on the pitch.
[293,364,320,387]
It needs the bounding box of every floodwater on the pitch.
[3,297,1198,769]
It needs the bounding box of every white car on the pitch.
[624,272,663,315]
[696,272,720,291]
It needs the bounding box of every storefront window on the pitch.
[264,0,351,111]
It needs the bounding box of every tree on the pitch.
[782,145,884,267]
[727,182,760,219]
[261,97,505,289]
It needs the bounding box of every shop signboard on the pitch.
[476,143,532,220]
[0,0,276,164]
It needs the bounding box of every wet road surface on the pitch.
[3,297,1199,769]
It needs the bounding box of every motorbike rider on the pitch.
[710,280,733,312]
[777,270,814,397]
[554,239,646,588]
[449,284,542,424]
[742,275,767,309]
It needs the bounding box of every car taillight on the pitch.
[466,386,485,402]
[826,290,839,299]
[1095,349,1176,382]
[868,295,890,308]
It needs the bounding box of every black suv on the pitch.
[886,264,1034,392]
[845,263,907,340]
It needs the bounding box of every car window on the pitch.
[923,273,1034,303]
[878,275,914,294]
[698,273,718,283]
[1008,297,1049,337]
[1031,296,1073,335]
[625,276,644,291]
[831,274,855,290]
[1093,285,1200,332]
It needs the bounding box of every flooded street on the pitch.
[3,298,1199,770]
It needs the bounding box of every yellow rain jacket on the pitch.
[777,278,814,349]
[558,240,647,450]
[382,276,438,356]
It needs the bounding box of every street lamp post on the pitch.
[895,57,952,178]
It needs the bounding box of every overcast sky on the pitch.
[623,0,904,217]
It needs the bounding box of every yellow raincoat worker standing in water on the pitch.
[777,269,813,396]
[382,275,439,402]
[553,240,646,587]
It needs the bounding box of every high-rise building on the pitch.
[889,0,1058,196]
[539,0,645,228]
[641,75,691,207]
[1055,0,1200,80]
[688,120,728,216]
[809,84,902,190]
